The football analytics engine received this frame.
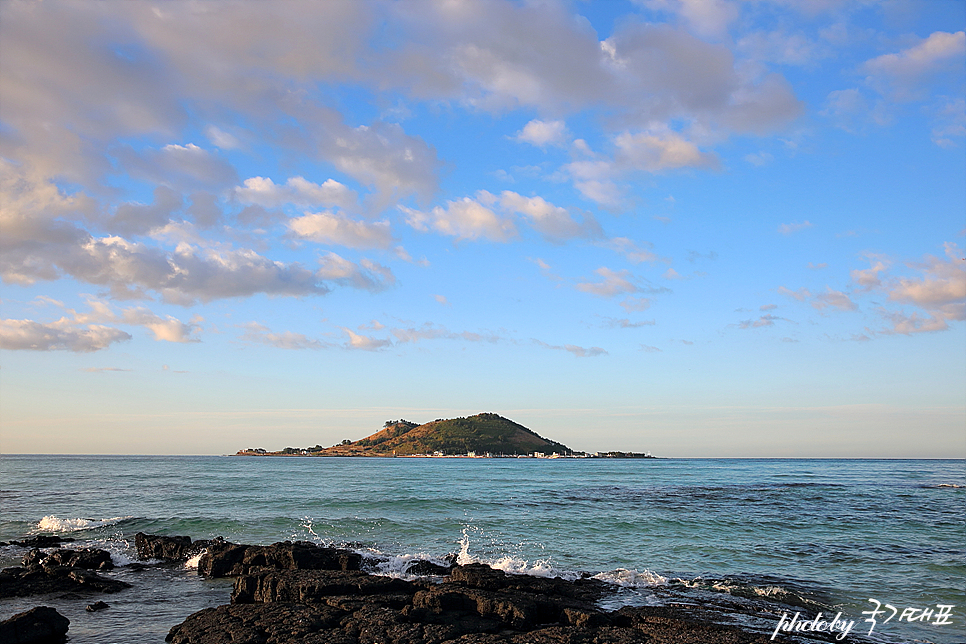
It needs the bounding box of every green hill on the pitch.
[310,413,571,456]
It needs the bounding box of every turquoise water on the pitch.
[1,456,963,643]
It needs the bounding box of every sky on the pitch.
[0,0,963,457]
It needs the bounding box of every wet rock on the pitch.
[231,569,421,604]
[167,561,803,644]
[0,564,132,598]
[0,606,69,644]
[165,603,349,644]
[7,537,74,549]
[134,533,220,562]
[22,548,114,571]
[85,601,109,612]
[405,559,452,576]
[198,540,362,578]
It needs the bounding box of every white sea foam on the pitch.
[37,515,130,533]
[592,568,667,587]
[369,552,453,579]
[184,551,205,570]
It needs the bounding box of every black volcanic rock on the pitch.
[0,564,131,598]
[198,540,362,578]
[405,559,452,576]
[0,606,69,644]
[7,537,75,548]
[22,548,114,571]
[231,569,420,604]
[135,533,221,562]
[167,562,797,644]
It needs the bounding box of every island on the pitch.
[235,413,654,458]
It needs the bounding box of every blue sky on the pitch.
[1,0,963,457]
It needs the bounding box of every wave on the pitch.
[36,515,133,533]
[672,575,833,612]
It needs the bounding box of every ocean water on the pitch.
[0,456,963,644]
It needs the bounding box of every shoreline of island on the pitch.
[234,413,656,459]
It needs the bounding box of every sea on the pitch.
[0,456,963,644]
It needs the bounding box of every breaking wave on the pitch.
[36,515,132,533]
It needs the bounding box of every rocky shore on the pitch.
[0,534,844,644]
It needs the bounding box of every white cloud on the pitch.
[113,143,238,192]
[515,120,568,147]
[737,314,784,329]
[288,212,393,249]
[0,318,131,352]
[341,327,392,351]
[401,196,516,242]
[615,130,719,172]
[205,125,241,150]
[498,191,601,242]
[317,253,396,293]
[107,186,184,236]
[533,339,607,358]
[576,267,641,298]
[236,176,359,211]
[887,243,965,309]
[863,31,966,101]
[119,308,200,343]
[239,322,326,350]
[931,97,966,148]
[620,297,653,312]
[812,288,858,312]
[606,238,666,264]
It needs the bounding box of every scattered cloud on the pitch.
[533,339,606,358]
[778,286,812,301]
[342,327,393,351]
[288,212,393,249]
[401,197,516,243]
[515,120,568,147]
[737,314,785,329]
[778,220,813,235]
[0,318,131,352]
[863,31,966,102]
[812,288,858,312]
[402,190,599,244]
[239,323,327,350]
[576,268,641,298]
[236,176,359,211]
[607,238,667,264]
[603,318,657,328]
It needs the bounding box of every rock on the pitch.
[0,564,132,598]
[134,533,220,562]
[165,603,350,644]
[7,537,74,548]
[22,548,114,571]
[0,606,69,644]
[405,559,452,576]
[198,540,362,578]
[85,601,109,612]
[231,569,420,604]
